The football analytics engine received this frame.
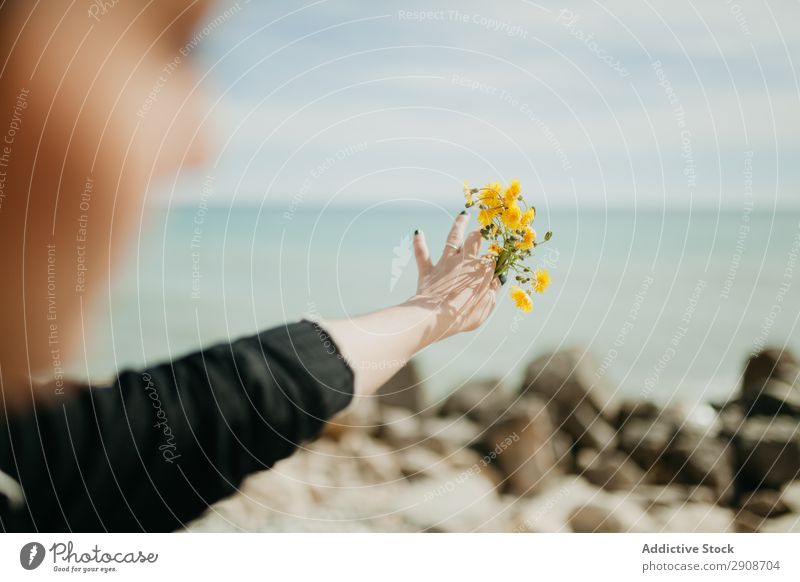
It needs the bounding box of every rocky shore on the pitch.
[189,347,800,532]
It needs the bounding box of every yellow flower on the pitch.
[510,285,532,313]
[517,227,535,250]
[488,242,503,255]
[501,203,522,229]
[503,179,521,205]
[533,269,551,293]
[481,182,503,208]
[521,207,535,227]
[478,208,496,227]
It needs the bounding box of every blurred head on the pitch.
[0,1,212,396]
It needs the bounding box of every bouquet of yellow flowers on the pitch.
[464,179,552,312]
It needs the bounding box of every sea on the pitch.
[76,204,800,410]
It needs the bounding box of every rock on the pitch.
[323,395,380,440]
[742,349,800,417]
[576,448,645,491]
[631,484,717,511]
[550,430,575,473]
[394,446,448,480]
[743,349,799,393]
[738,489,790,518]
[418,415,482,456]
[664,431,735,504]
[520,349,619,451]
[717,403,746,439]
[438,378,512,424]
[338,431,404,483]
[557,401,619,451]
[619,418,676,473]
[745,379,800,417]
[376,406,422,450]
[480,399,562,496]
[568,503,624,533]
[615,400,664,430]
[521,349,619,420]
[391,437,492,484]
[443,446,484,470]
[375,359,425,412]
[619,413,734,504]
[733,510,765,533]
[734,416,800,490]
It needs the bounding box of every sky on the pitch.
[162,0,800,210]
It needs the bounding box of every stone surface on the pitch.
[576,448,645,491]
[664,431,735,504]
[438,378,511,424]
[377,406,423,450]
[556,400,619,451]
[440,447,507,488]
[738,489,790,518]
[375,359,425,412]
[717,403,746,439]
[742,349,800,416]
[568,503,624,533]
[481,399,562,496]
[745,379,800,417]
[520,349,620,452]
[338,431,404,483]
[618,415,735,504]
[631,484,717,511]
[418,415,482,456]
[733,510,765,533]
[615,400,665,430]
[743,349,799,394]
[734,416,800,490]
[618,418,675,473]
[394,446,449,480]
[521,349,619,422]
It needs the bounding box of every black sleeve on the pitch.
[0,320,354,532]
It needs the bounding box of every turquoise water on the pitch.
[78,204,800,408]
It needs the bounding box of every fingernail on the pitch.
[459,210,468,215]
[414,229,420,236]
[499,274,507,286]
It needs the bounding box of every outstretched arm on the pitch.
[0,213,498,532]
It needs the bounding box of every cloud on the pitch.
[175,0,799,208]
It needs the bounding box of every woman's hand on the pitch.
[409,212,500,341]
[320,211,500,396]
